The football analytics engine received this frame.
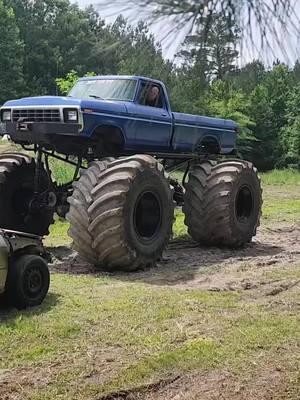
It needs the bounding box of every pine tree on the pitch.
[179,13,239,81]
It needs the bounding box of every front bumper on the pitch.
[4,121,81,144]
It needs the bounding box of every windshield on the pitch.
[69,79,137,101]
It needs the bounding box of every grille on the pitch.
[12,108,61,122]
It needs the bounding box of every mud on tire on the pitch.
[183,160,262,247]
[88,155,174,272]
[0,153,54,236]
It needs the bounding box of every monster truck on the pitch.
[0,76,262,271]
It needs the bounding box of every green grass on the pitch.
[263,196,300,223]
[49,158,77,184]
[0,274,299,399]
[259,167,300,225]
[173,208,188,238]
[171,168,300,185]
[0,276,237,370]
[45,218,71,247]
[261,169,300,186]
[262,186,300,223]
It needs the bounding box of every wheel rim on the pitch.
[133,191,162,241]
[23,266,43,298]
[235,185,254,223]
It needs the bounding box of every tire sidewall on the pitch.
[229,168,261,239]
[0,162,53,235]
[183,160,262,248]
[124,168,173,258]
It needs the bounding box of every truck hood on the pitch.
[4,96,82,107]
[3,96,128,113]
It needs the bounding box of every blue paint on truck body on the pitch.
[1,76,238,156]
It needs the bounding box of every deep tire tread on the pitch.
[67,160,109,263]
[183,160,262,248]
[88,155,174,272]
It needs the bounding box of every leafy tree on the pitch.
[0,0,24,103]
[280,85,300,167]
[111,18,173,85]
[7,0,114,95]
[207,80,257,158]
[249,64,291,170]
[1,0,299,171]
[5,1,174,95]
[56,70,95,95]
[229,60,266,94]
[169,65,209,115]
[292,60,300,84]
[56,70,80,96]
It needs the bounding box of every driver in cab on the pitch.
[145,85,160,107]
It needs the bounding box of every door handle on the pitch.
[161,113,168,117]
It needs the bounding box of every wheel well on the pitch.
[196,136,221,155]
[91,125,125,154]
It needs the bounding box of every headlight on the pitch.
[64,109,78,123]
[0,109,11,122]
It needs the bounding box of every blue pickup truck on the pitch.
[1,75,237,158]
[0,76,261,272]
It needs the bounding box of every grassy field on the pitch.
[261,170,300,224]
[1,274,299,399]
[0,143,299,399]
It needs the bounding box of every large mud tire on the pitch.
[183,160,262,247]
[0,153,54,236]
[66,160,110,264]
[88,155,174,272]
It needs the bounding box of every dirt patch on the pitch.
[49,224,300,296]
[97,346,300,400]
[0,346,127,400]
[111,223,300,298]
[97,365,288,400]
[98,376,181,400]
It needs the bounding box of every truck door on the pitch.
[125,80,172,151]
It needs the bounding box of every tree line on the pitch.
[0,0,299,170]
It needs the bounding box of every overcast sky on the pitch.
[71,0,300,67]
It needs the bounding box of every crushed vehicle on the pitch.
[0,76,262,271]
[0,230,49,309]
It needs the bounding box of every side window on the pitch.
[137,82,165,108]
